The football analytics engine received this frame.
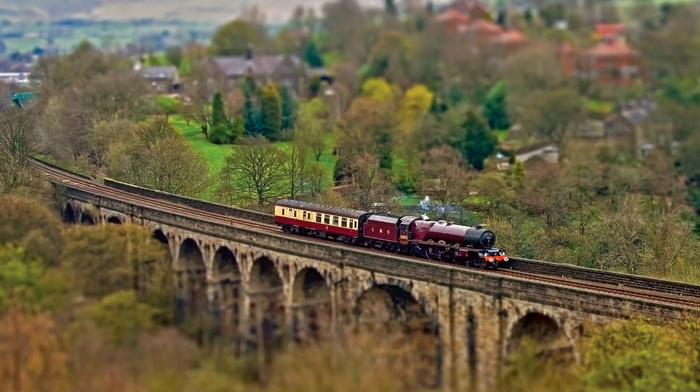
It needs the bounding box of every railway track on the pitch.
[31,158,700,310]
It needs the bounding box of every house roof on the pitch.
[494,28,527,43]
[141,66,178,80]
[580,40,639,58]
[595,23,625,37]
[464,19,503,35]
[605,98,656,125]
[212,54,302,78]
[435,8,470,24]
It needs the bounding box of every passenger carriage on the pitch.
[274,199,365,243]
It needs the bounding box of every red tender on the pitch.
[363,215,400,243]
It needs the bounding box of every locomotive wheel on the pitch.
[440,252,454,263]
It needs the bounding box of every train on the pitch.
[274,199,509,269]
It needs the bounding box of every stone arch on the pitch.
[506,311,574,361]
[176,238,208,325]
[80,211,95,225]
[246,256,285,362]
[354,284,441,388]
[291,267,331,343]
[106,215,122,224]
[212,246,242,340]
[62,203,76,224]
[153,229,168,245]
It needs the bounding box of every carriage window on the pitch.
[316,213,321,223]
[324,214,330,224]
[332,216,339,226]
[281,208,285,216]
[303,211,306,220]
[293,210,297,218]
[341,218,347,227]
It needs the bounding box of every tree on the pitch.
[280,84,296,132]
[0,195,63,267]
[61,224,173,322]
[341,153,395,211]
[483,81,510,130]
[243,87,261,136]
[260,83,282,140]
[397,84,434,134]
[456,110,497,171]
[295,98,329,163]
[211,92,228,129]
[281,142,308,198]
[0,245,44,313]
[419,146,472,209]
[87,291,158,346]
[210,19,268,56]
[165,45,183,67]
[302,40,324,68]
[518,88,583,155]
[216,136,286,206]
[106,116,211,197]
[0,309,69,392]
[0,107,36,191]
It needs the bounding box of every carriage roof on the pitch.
[276,199,367,219]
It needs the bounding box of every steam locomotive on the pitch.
[274,199,509,269]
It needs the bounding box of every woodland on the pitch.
[2,0,700,391]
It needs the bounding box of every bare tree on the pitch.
[217,136,286,206]
[281,142,308,198]
[341,153,395,211]
[419,145,472,208]
[0,108,36,191]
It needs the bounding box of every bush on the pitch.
[209,125,232,145]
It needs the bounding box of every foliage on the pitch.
[216,136,286,206]
[156,96,181,116]
[87,291,158,346]
[61,224,173,323]
[210,19,268,56]
[260,83,282,141]
[106,116,211,197]
[483,81,510,130]
[0,107,36,191]
[302,40,324,67]
[0,245,44,313]
[0,195,63,266]
[397,84,433,134]
[0,308,69,392]
[280,84,297,132]
[456,110,497,171]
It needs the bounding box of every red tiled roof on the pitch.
[595,23,625,37]
[495,28,527,43]
[435,8,470,24]
[580,40,639,57]
[464,19,503,35]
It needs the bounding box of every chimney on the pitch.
[245,43,253,60]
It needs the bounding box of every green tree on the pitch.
[260,83,282,140]
[210,19,268,56]
[483,81,510,130]
[87,290,158,346]
[280,84,296,132]
[519,88,583,154]
[0,195,63,266]
[211,92,227,129]
[0,245,44,312]
[456,110,497,171]
[302,40,324,68]
[242,88,260,136]
[61,224,173,323]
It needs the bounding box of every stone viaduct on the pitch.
[55,180,695,392]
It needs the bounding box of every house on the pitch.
[603,98,671,158]
[434,8,529,56]
[560,37,643,87]
[447,0,492,20]
[138,65,181,94]
[211,47,307,93]
[576,38,643,86]
[595,23,626,40]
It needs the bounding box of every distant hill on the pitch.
[0,0,420,25]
